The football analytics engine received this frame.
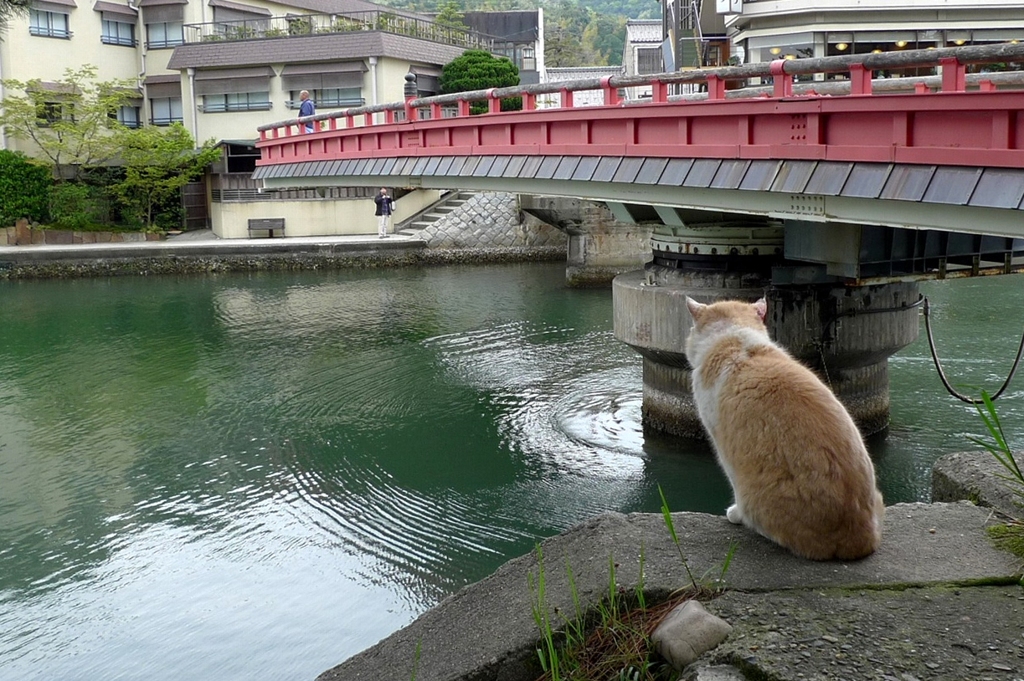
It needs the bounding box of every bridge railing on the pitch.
[258,42,1024,141]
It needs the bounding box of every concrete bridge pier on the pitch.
[519,196,652,287]
[613,226,920,439]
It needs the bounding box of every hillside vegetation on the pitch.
[375,0,661,66]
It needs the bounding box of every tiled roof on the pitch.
[626,19,661,45]
[546,66,624,81]
[166,31,465,69]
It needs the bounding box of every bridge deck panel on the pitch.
[922,167,982,205]
[970,169,1024,209]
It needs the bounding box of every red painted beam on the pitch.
[256,91,1024,170]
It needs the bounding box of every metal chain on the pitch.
[922,296,1024,404]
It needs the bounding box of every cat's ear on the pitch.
[752,298,768,321]
[686,296,706,318]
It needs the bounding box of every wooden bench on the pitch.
[248,218,286,238]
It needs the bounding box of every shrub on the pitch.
[49,182,106,230]
[0,149,51,225]
[440,50,522,115]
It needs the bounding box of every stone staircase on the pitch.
[397,190,477,237]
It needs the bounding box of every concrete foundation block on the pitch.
[44,229,73,245]
[14,219,31,245]
[932,450,1023,519]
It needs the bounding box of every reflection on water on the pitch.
[0,266,1021,681]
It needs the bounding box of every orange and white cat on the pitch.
[684,296,884,561]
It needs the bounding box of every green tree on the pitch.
[110,124,221,229]
[0,150,51,225]
[544,0,594,67]
[440,49,521,114]
[0,0,28,33]
[582,14,626,66]
[0,65,139,181]
[434,0,466,28]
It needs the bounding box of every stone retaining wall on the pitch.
[1,219,164,246]
[0,245,569,280]
[413,192,566,250]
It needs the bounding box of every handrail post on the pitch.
[487,88,501,113]
[600,76,620,105]
[651,79,668,103]
[523,92,537,110]
[431,102,443,119]
[560,87,573,108]
[403,72,417,122]
[385,108,396,123]
[849,63,872,95]
[770,59,793,98]
[940,57,966,92]
[707,74,725,100]
[458,98,471,117]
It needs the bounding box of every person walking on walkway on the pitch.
[374,187,394,238]
[299,90,315,132]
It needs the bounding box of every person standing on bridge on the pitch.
[374,187,394,238]
[299,90,315,132]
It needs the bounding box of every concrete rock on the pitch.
[316,503,1020,681]
[932,450,1023,519]
[651,600,732,670]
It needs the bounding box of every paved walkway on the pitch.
[0,230,425,261]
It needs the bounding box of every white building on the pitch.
[721,0,1024,66]
[0,1,543,237]
[539,65,624,108]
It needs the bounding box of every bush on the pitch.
[49,182,107,230]
[440,49,522,115]
[0,150,52,226]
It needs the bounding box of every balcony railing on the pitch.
[184,10,498,51]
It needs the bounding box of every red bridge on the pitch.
[255,42,1024,281]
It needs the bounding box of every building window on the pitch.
[521,46,536,72]
[29,9,70,38]
[151,97,183,125]
[102,18,135,46]
[637,47,661,75]
[288,88,362,109]
[37,101,69,127]
[202,91,271,113]
[147,21,183,48]
[110,105,141,128]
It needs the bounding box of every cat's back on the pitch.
[721,344,883,561]
[685,297,884,561]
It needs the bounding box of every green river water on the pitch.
[0,263,1021,680]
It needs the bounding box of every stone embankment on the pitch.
[0,231,566,281]
[319,451,1024,681]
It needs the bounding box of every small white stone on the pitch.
[651,600,733,671]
